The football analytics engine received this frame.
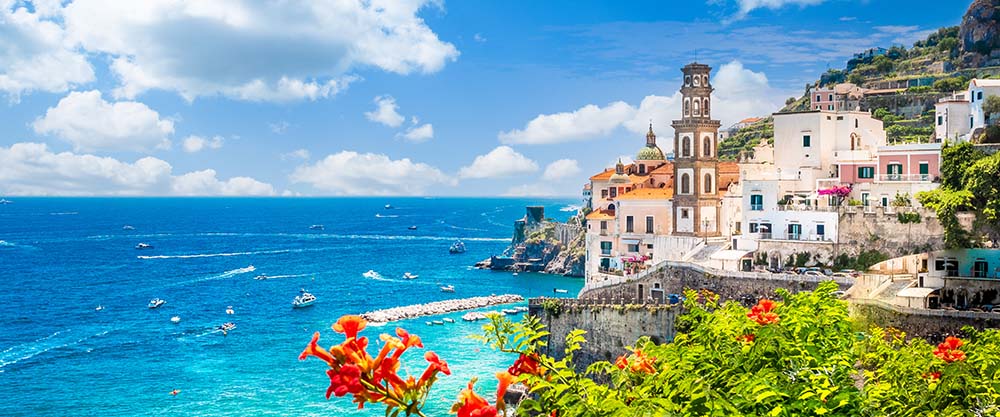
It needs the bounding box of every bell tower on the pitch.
[671,63,721,237]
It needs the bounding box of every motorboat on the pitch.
[254,274,269,280]
[433,320,444,325]
[449,240,466,254]
[309,224,324,230]
[148,298,165,309]
[122,225,135,230]
[170,316,181,324]
[384,204,393,209]
[362,270,379,279]
[442,318,455,323]
[95,305,104,312]
[226,306,235,315]
[292,290,317,308]
[135,243,154,250]
[502,308,520,315]
[440,285,455,293]
[218,322,236,332]
[408,225,418,230]
[553,288,569,294]
[462,312,486,322]
[512,272,519,276]
[403,272,419,280]
[425,321,433,326]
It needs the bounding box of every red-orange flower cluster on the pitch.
[736,333,756,344]
[922,371,941,380]
[508,353,542,376]
[933,336,967,363]
[299,315,451,412]
[614,349,657,374]
[747,299,779,325]
[452,380,498,417]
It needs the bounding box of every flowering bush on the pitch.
[301,283,1000,416]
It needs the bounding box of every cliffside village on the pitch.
[578,62,1000,317]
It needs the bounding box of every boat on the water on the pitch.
[384,204,393,209]
[0,198,11,204]
[402,272,419,280]
[425,321,433,326]
[433,320,444,325]
[502,308,520,315]
[170,316,181,323]
[218,322,236,332]
[122,225,135,230]
[148,298,165,309]
[254,274,269,280]
[95,305,104,311]
[135,243,154,250]
[292,290,317,308]
[462,312,486,322]
[449,240,466,254]
[362,270,379,279]
[309,224,324,230]
[553,288,569,294]
[440,285,455,293]
[226,306,235,315]
[442,318,455,323]
[408,225,418,230]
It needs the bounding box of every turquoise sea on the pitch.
[0,198,583,416]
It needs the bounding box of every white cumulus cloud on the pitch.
[0,3,94,101]
[61,0,459,102]
[542,159,581,181]
[32,90,174,152]
[282,149,311,161]
[400,123,434,142]
[290,151,455,196]
[458,146,539,179]
[181,135,224,153]
[717,0,827,20]
[499,101,634,145]
[365,95,406,127]
[0,142,274,196]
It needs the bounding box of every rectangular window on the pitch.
[610,188,617,198]
[816,95,821,102]
[760,223,772,237]
[626,216,634,233]
[788,224,802,240]
[935,259,947,271]
[601,189,608,198]
[600,220,607,234]
[681,209,689,219]
[600,241,612,256]
[828,105,834,110]
[627,243,640,253]
[881,196,888,207]
[861,192,870,206]
[645,216,654,234]
[828,94,834,101]
[857,166,874,179]
[749,223,759,233]
[735,221,741,233]
[919,162,929,179]
[816,224,825,238]
[974,260,988,278]
[938,115,943,126]
[978,91,984,100]
[750,194,763,211]
[802,135,811,147]
[837,116,844,120]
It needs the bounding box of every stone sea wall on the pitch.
[360,294,524,323]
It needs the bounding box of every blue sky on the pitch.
[0,0,971,197]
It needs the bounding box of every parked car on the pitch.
[803,270,826,277]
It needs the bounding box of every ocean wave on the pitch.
[138,249,291,259]
[374,214,399,218]
[215,265,256,279]
[0,240,15,247]
[257,273,310,280]
[559,205,582,212]
[362,270,435,285]
[0,329,110,370]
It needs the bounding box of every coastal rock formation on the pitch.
[961,0,1000,56]
[476,206,585,277]
[360,294,524,323]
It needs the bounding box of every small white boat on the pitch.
[462,312,486,322]
[440,285,455,293]
[425,321,433,326]
[148,298,165,309]
[553,288,569,294]
[449,240,466,254]
[384,204,393,209]
[218,322,236,333]
[502,308,519,315]
[512,272,519,276]
[442,318,455,323]
[433,320,444,325]
[362,270,379,279]
[95,305,104,311]
[122,225,135,230]
[226,306,235,315]
[135,243,154,250]
[292,290,317,308]
[254,274,269,280]
[170,316,181,323]
[408,225,418,230]
[403,272,419,280]
[309,224,324,230]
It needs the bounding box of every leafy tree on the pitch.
[940,142,986,190]
[933,76,968,92]
[847,71,865,86]
[872,55,894,73]
[938,37,959,54]
[917,142,1000,247]
[983,95,1000,125]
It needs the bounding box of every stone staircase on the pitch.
[681,238,730,265]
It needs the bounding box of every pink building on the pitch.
[837,163,878,184]
[810,83,865,111]
[876,143,941,182]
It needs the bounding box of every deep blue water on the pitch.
[0,198,583,416]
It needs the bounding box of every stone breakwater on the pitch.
[361,294,525,323]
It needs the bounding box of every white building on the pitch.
[933,79,1000,142]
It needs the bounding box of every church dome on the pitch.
[636,123,665,161]
[609,159,630,184]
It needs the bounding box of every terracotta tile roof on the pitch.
[589,168,615,181]
[649,163,674,175]
[585,209,615,221]
[614,187,674,200]
[972,79,1000,87]
[738,117,762,124]
[718,161,739,173]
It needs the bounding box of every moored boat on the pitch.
[0,198,11,204]
[433,320,444,325]
[407,225,418,230]
[148,298,165,309]
[553,288,569,294]
[402,272,419,280]
[135,243,154,250]
[439,285,455,293]
[292,290,317,308]
[170,316,181,323]
[442,318,455,323]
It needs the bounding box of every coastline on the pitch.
[360,294,525,323]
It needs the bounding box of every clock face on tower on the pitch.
[672,62,722,237]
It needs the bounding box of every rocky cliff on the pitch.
[961,0,1000,55]
[475,206,586,277]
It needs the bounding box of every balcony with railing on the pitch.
[757,232,832,243]
[776,204,840,212]
[877,174,931,183]
[750,204,763,211]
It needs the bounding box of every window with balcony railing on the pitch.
[750,194,763,211]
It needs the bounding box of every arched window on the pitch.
[682,136,691,157]
[693,99,700,116]
[685,75,691,86]
[693,76,700,87]
[684,98,690,116]
[681,174,690,194]
[638,164,645,174]
[703,98,710,117]
[703,136,712,157]
[704,173,713,193]
[608,203,615,211]
[703,75,709,86]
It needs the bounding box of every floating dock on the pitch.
[360,294,525,323]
